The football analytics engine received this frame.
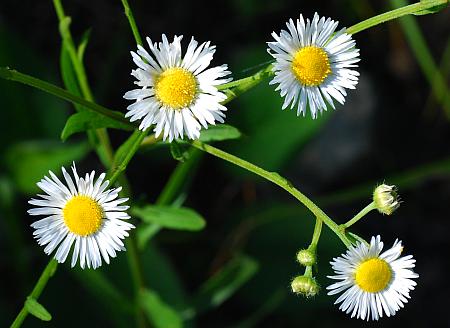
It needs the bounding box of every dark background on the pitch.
[0,0,449,327]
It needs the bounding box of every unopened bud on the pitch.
[296,249,316,267]
[373,184,400,215]
[291,275,320,297]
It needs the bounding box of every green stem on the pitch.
[309,217,323,251]
[11,260,58,328]
[0,68,134,128]
[342,202,377,229]
[219,65,274,104]
[53,0,94,101]
[53,0,116,166]
[346,0,448,34]
[121,0,143,46]
[217,0,448,95]
[109,131,148,185]
[190,140,351,247]
[389,0,450,116]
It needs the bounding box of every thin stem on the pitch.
[309,217,323,251]
[11,260,58,328]
[190,140,352,247]
[346,0,448,34]
[342,202,377,229]
[121,0,143,46]
[390,0,450,116]
[220,65,274,104]
[216,0,448,95]
[53,0,115,166]
[0,68,134,128]
[109,131,148,185]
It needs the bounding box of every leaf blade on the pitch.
[25,297,52,321]
[132,205,206,231]
[199,124,241,142]
[61,111,133,141]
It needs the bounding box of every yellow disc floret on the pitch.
[355,258,392,293]
[63,195,103,236]
[155,67,197,109]
[291,46,332,86]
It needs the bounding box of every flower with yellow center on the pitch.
[124,34,232,142]
[28,163,134,269]
[268,13,360,118]
[327,236,418,320]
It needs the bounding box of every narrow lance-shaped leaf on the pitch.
[132,205,206,231]
[61,111,134,141]
[0,67,135,129]
[25,297,52,321]
[199,124,242,142]
[77,28,91,62]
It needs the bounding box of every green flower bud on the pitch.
[373,184,400,215]
[296,249,316,267]
[291,275,320,297]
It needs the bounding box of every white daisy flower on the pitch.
[327,236,418,321]
[124,34,232,142]
[28,163,134,269]
[267,13,360,118]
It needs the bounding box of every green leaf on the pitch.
[25,297,52,321]
[139,289,182,328]
[61,111,133,141]
[185,255,258,318]
[60,41,82,101]
[413,3,447,15]
[112,130,144,169]
[199,124,242,142]
[0,67,134,129]
[6,141,90,194]
[77,29,91,62]
[132,205,206,231]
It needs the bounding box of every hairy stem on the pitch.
[190,140,352,247]
[11,260,58,328]
[342,202,377,229]
[121,0,143,46]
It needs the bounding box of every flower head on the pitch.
[296,249,316,267]
[28,163,134,269]
[124,35,232,142]
[267,13,360,118]
[291,275,320,297]
[327,236,418,320]
[373,184,400,215]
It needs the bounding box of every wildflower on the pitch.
[28,163,134,269]
[296,249,316,267]
[327,236,418,320]
[267,13,360,118]
[124,35,232,142]
[291,275,320,297]
[373,184,400,215]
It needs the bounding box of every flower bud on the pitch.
[373,184,400,215]
[291,275,320,297]
[296,249,316,267]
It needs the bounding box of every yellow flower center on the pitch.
[291,46,332,86]
[154,67,197,109]
[355,258,392,293]
[63,195,103,236]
